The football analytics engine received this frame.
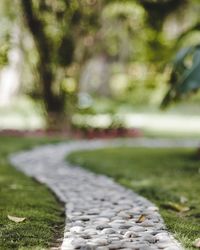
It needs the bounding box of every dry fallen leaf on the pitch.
[193,238,200,248]
[162,202,190,213]
[7,215,26,223]
[136,214,146,223]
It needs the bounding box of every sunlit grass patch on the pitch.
[0,136,64,250]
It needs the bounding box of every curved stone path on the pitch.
[10,138,197,250]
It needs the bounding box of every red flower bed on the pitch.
[0,127,142,139]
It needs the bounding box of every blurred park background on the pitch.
[1,1,200,249]
[1,0,200,137]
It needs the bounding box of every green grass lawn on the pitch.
[68,147,200,249]
[0,136,64,250]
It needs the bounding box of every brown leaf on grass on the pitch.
[162,202,190,213]
[7,215,26,223]
[136,214,146,223]
[193,238,200,248]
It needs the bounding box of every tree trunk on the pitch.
[20,0,70,131]
[45,111,71,132]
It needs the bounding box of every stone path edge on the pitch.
[9,138,197,250]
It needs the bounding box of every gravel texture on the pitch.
[9,138,194,250]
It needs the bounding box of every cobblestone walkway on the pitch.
[10,138,196,250]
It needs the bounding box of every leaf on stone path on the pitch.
[7,215,26,223]
[162,202,190,212]
[193,238,200,248]
[136,214,146,223]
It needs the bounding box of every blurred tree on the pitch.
[20,0,73,130]
[21,0,148,127]
[20,0,103,130]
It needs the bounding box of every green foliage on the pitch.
[162,44,200,108]
[140,0,184,30]
[0,0,15,67]
[68,147,200,249]
[0,43,9,67]
[101,1,146,60]
[2,0,200,125]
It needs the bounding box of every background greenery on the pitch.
[1,0,200,130]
